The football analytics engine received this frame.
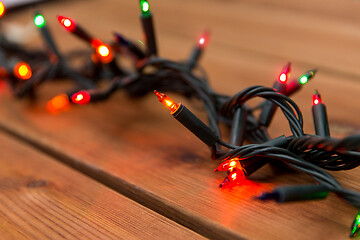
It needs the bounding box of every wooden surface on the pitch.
[0,132,204,239]
[1,0,360,239]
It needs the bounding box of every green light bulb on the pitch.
[140,0,150,13]
[34,14,45,28]
[299,76,308,85]
[350,211,360,238]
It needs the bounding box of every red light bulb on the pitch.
[279,73,287,83]
[57,15,76,32]
[198,31,209,48]
[312,90,322,105]
[219,169,246,188]
[71,91,91,105]
[91,39,102,48]
[214,158,242,172]
[278,62,291,84]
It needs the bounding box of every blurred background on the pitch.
[1,0,359,134]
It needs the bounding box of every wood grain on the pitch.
[2,86,359,240]
[0,0,359,239]
[0,133,205,239]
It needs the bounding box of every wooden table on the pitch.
[1,0,359,239]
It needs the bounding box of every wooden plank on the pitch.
[0,132,205,239]
[2,84,360,240]
[0,0,359,239]
[0,83,358,240]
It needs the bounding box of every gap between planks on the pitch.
[0,132,206,240]
[0,122,246,240]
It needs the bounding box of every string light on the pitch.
[257,184,329,202]
[258,63,292,127]
[139,0,157,56]
[312,90,330,137]
[219,169,246,188]
[299,75,308,84]
[95,43,114,64]
[46,94,70,113]
[0,2,5,18]
[299,69,316,85]
[13,62,32,80]
[57,15,76,32]
[279,73,287,83]
[198,32,210,47]
[199,37,205,45]
[154,90,180,114]
[351,211,360,238]
[278,62,291,84]
[187,31,210,70]
[98,45,110,57]
[91,38,114,64]
[313,98,319,105]
[140,0,150,14]
[214,158,242,172]
[63,19,71,27]
[0,3,359,238]
[312,90,321,105]
[71,91,91,105]
[34,14,46,28]
[114,33,146,60]
[285,69,316,96]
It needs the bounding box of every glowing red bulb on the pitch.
[230,172,237,180]
[64,19,71,27]
[312,90,322,105]
[198,32,209,48]
[57,15,76,32]
[219,169,246,188]
[214,158,242,172]
[199,37,205,45]
[71,91,91,105]
[91,39,102,48]
[279,73,287,83]
[278,62,291,84]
